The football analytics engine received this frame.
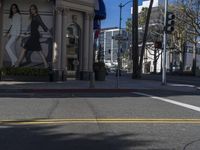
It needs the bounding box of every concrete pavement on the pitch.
[0,74,199,93]
[0,91,200,149]
[142,74,200,86]
[0,74,200,149]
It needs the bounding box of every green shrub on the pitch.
[0,67,49,76]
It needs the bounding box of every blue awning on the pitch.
[94,19,100,30]
[95,0,106,20]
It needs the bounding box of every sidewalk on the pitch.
[142,74,200,86]
[0,74,199,93]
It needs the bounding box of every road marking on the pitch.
[133,92,200,113]
[1,118,200,125]
[168,83,200,91]
[168,83,196,88]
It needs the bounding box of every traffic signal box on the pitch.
[165,12,175,34]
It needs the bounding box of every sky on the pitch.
[101,0,143,29]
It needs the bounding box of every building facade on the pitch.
[0,0,106,80]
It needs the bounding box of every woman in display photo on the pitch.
[15,4,49,68]
[5,3,21,66]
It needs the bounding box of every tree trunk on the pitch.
[192,38,197,76]
[132,0,140,79]
[169,51,173,73]
[179,40,184,72]
[179,53,183,72]
[181,42,186,72]
[153,48,157,73]
[138,0,154,77]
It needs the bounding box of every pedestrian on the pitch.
[14,4,50,68]
[5,3,21,66]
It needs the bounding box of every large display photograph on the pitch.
[2,0,53,68]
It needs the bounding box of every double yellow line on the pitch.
[1,118,200,125]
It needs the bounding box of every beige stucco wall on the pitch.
[54,0,95,79]
[56,0,95,13]
[0,0,3,67]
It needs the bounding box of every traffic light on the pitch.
[165,12,175,34]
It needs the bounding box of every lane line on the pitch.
[2,118,200,122]
[1,118,200,125]
[168,83,195,88]
[3,121,200,125]
[133,92,200,113]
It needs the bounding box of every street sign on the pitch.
[112,34,128,41]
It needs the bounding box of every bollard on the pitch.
[89,72,95,88]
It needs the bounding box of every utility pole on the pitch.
[132,0,139,79]
[162,0,175,85]
[192,3,199,76]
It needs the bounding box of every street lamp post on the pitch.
[117,1,132,88]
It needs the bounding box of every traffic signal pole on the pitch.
[162,0,168,85]
[117,1,132,88]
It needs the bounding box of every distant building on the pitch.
[138,0,164,13]
[98,27,129,68]
[184,42,200,71]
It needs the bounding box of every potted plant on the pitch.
[196,67,200,77]
[94,62,106,81]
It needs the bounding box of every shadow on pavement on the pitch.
[0,89,199,98]
[0,125,158,150]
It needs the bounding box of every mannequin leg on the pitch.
[15,48,26,67]
[5,36,18,65]
[39,51,48,68]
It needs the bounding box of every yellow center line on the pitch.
[1,118,200,125]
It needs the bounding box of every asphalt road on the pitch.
[0,90,200,150]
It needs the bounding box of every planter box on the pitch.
[94,62,106,81]
[95,70,106,81]
[196,69,200,77]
